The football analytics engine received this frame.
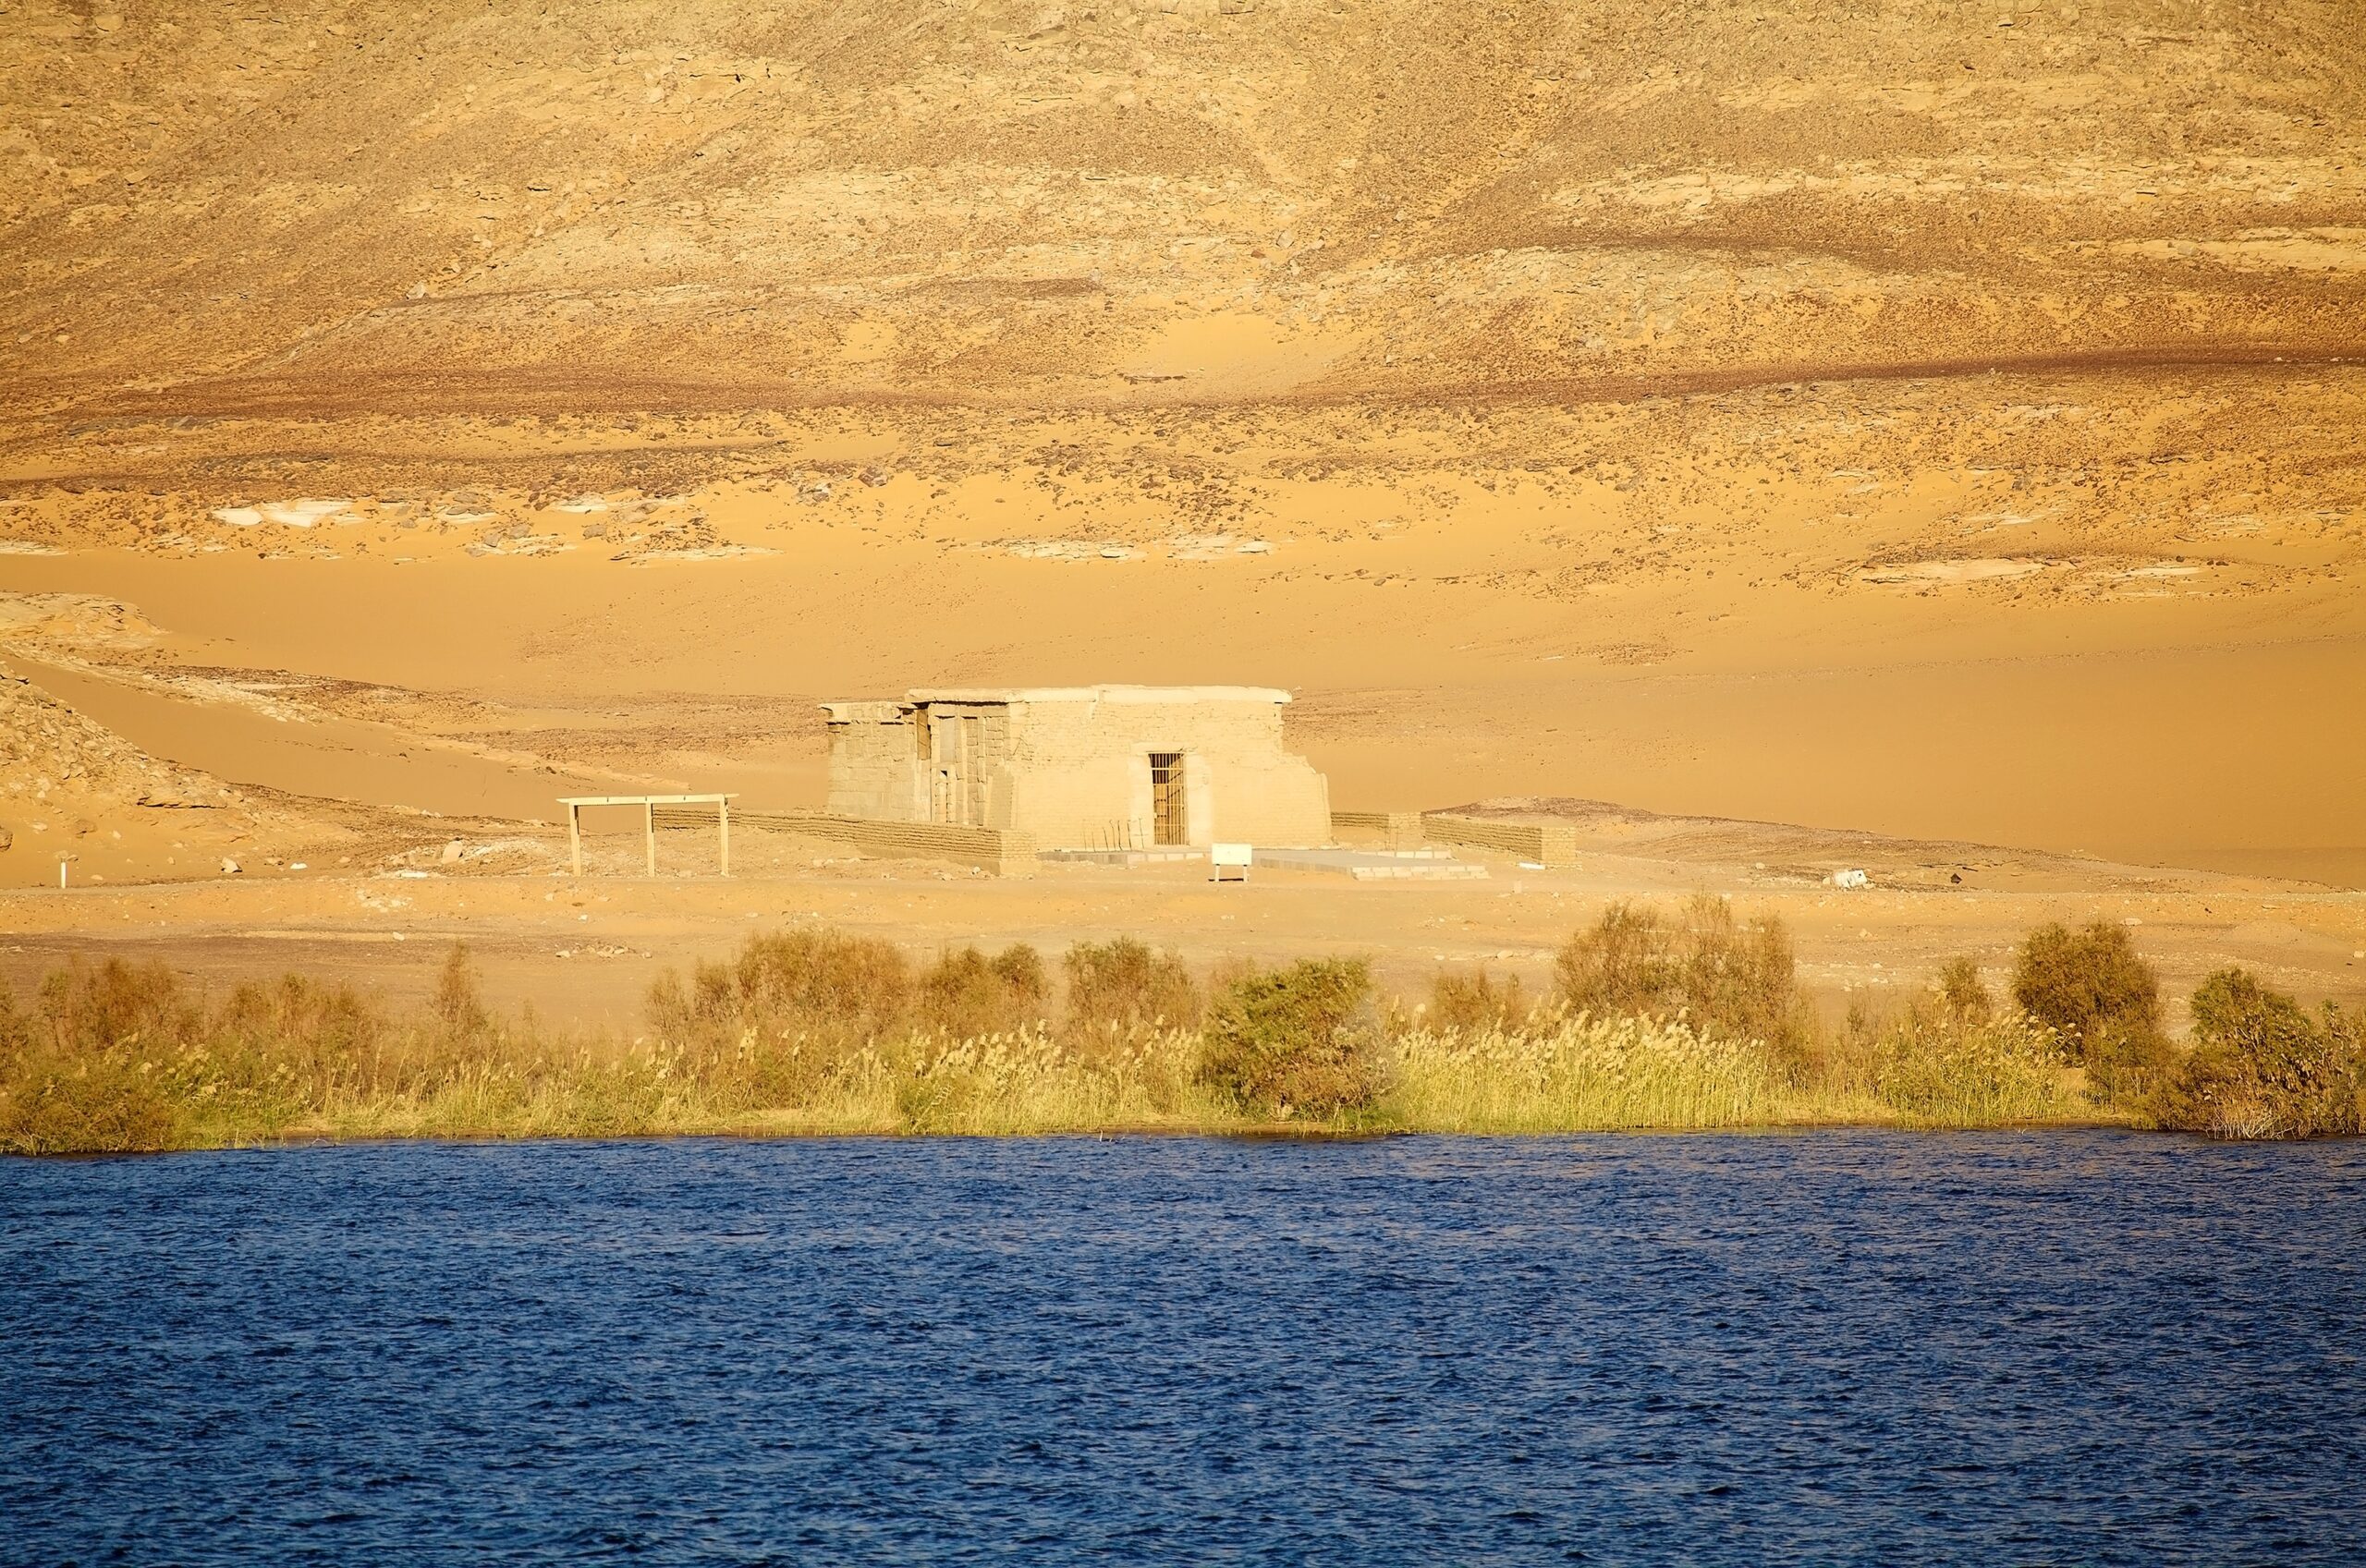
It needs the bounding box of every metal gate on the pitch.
[1149,752,1186,845]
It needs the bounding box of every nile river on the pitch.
[6,1132,2361,1564]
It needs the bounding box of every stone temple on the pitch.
[820,686,1331,851]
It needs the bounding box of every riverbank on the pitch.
[1,1033,2113,1153]
[0,938,2097,1154]
[11,901,2355,1153]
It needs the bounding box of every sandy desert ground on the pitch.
[3,0,2360,1025]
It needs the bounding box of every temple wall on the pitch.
[823,689,1332,850]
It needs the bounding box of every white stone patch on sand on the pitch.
[436,836,548,861]
[439,509,500,525]
[464,535,576,557]
[257,498,355,529]
[213,506,263,527]
[2117,563,2204,579]
[625,545,779,564]
[1159,535,1280,559]
[1859,557,2048,586]
[0,540,64,555]
[554,496,611,514]
[997,539,1133,562]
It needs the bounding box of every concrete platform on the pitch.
[1252,848,1490,881]
[1039,847,1204,867]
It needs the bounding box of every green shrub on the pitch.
[219,973,385,1058]
[2154,969,2362,1140]
[1936,956,1994,1022]
[650,928,911,1043]
[1197,957,1381,1118]
[1552,902,1672,1016]
[1429,966,1527,1035]
[645,928,914,1103]
[1554,896,1811,1067]
[1064,938,1200,1036]
[432,943,490,1039]
[2011,921,2173,1103]
[918,944,1050,1037]
[38,957,203,1053]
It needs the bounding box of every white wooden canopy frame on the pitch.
[557,794,735,877]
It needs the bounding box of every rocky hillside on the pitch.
[5,0,2361,414]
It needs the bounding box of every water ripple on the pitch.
[5,1131,2361,1565]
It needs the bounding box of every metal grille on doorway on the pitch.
[1149,752,1186,845]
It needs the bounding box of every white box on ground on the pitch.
[1211,842,1252,882]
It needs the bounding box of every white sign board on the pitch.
[1211,843,1254,868]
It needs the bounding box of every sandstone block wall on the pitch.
[822,700,925,821]
[983,694,1328,848]
[1421,813,1579,866]
[821,687,1331,850]
[658,804,1036,877]
[1331,810,1425,849]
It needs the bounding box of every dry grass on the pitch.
[0,910,2193,1155]
[1386,1012,1787,1132]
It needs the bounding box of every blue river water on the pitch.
[5,1131,2362,1566]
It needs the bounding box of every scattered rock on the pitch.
[0,825,11,853]
[1831,869,1870,889]
[220,857,240,874]
[442,839,466,863]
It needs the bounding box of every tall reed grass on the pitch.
[1386,1011,1786,1132]
[0,911,2121,1153]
